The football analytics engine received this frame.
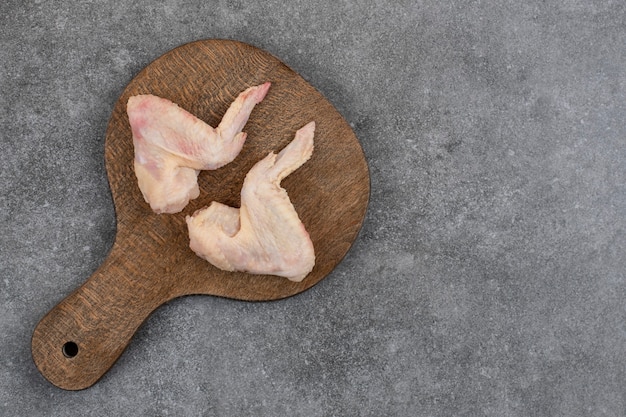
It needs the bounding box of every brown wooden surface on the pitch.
[31,39,370,390]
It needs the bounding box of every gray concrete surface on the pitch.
[2,1,625,416]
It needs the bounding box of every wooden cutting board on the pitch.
[31,39,370,390]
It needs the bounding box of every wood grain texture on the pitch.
[31,39,370,390]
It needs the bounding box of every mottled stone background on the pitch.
[1,1,625,416]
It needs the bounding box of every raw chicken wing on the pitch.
[186,122,316,282]
[127,82,271,213]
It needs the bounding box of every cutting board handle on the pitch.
[31,239,170,390]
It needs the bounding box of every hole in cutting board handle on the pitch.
[62,341,79,358]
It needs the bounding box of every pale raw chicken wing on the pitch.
[127,82,271,214]
[186,122,316,282]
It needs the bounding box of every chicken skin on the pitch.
[127,82,271,213]
[186,122,316,282]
